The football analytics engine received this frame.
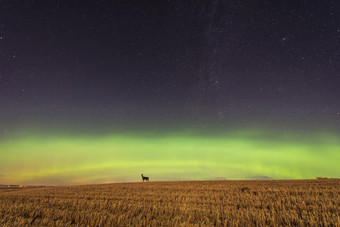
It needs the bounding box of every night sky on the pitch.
[1,1,340,185]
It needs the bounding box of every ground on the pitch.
[0,180,339,226]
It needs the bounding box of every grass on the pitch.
[0,179,339,226]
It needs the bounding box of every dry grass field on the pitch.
[0,179,339,226]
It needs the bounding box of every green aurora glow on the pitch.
[1,129,339,185]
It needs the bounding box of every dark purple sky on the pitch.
[1,0,340,134]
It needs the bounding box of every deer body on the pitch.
[141,174,149,182]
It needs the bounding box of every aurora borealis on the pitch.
[1,129,340,185]
[1,1,340,185]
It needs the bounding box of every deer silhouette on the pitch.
[141,174,149,182]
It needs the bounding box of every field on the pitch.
[0,180,339,226]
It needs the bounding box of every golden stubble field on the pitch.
[0,179,339,226]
